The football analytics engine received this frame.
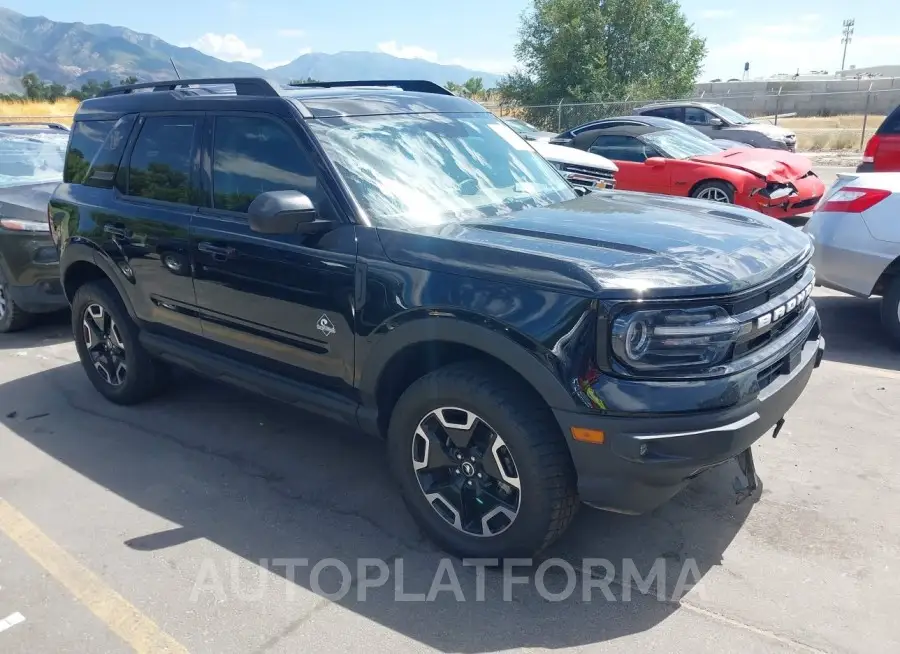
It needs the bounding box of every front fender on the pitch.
[357,312,587,413]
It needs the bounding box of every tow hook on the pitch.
[733,446,760,504]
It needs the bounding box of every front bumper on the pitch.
[555,328,825,514]
[0,232,66,313]
[751,176,826,220]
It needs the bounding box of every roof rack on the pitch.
[0,121,69,130]
[287,80,454,96]
[99,77,281,98]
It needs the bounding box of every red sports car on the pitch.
[569,124,825,219]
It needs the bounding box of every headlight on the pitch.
[611,305,742,372]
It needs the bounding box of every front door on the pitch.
[588,135,670,194]
[190,112,357,395]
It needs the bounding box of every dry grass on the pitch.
[776,114,884,130]
[0,98,78,125]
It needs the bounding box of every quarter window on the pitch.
[126,116,198,204]
[64,120,116,184]
[589,135,656,162]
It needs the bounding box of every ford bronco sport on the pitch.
[50,78,825,558]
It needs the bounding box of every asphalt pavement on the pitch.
[1,177,898,653]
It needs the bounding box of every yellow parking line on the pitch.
[0,499,189,654]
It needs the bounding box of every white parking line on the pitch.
[0,612,25,634]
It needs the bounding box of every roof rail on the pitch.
[98,77,281,98]
[0,121,70,130]
[287,80,454,96]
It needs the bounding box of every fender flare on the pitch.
[357,315,579,412]
[60,241,139,322]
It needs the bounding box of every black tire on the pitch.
[387,361,579,559]
[71,279,168,404]
[0,276,34,333]
[880,276,900,348]
[690,180,735,204]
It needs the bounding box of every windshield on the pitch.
[710,105,754,125]
[0,130,68,188]
[644,130,724,159]
[309,112,575,228]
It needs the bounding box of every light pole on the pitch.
[841,19,855,72]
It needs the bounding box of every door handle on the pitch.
[197,241,236,260]
[104,224,128,238]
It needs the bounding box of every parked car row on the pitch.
[1,77,829,559]
[504,105,824,220]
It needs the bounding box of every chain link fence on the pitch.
[492,86,900,152]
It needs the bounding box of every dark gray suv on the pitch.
[635,101,797,151]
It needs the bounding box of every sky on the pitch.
[1,0,895,80]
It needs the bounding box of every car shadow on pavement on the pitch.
[0,362,759,652]
[0,311,71,351]
[815,292,900,371]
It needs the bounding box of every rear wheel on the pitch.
[387,362,579,559]
[880,276,900,348]
[72,279,168,404]
[691,180,735,204]
[0,275,34,333]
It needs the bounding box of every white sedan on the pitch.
[804,172,900,345]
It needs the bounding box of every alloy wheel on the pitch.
[695,186,731,203]
[0,284,7,320]
[411,407,521,537]
[82,304,127,386]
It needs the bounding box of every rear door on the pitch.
[190,112,357,395]
[587,135,670,193]
[79,113,203,336]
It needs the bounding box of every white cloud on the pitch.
[699,10,735,19]
[377,41,439,62]
[376,41,513,74]
[277,28,306,38]
[189,33,263,62]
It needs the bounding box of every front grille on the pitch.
[729,262,816,364]
[560,163,616,182]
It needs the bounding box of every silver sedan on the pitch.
[804,173,900,345]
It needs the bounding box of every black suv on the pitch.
[0,122,70,332]
[51,78,825,558]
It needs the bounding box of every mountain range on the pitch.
[0,8,501,94]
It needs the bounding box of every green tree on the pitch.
[120,76,139,85]
[445,81,465,95]
[499,0,706,108]
[21,72,47,100]
[462,77,486,98]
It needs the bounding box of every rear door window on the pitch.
[645,107,684,121]
[125,116,200,205]
[880,106,900,134]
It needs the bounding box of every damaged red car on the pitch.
[572,125,825,219]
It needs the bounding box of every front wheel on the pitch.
[691,180,735,204]
[880,276,900,348]
[388,362,579,559]
[0,275,34,333]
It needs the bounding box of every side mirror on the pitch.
[247,190,332,235]
[709,117,724,129]
[644,157,667,168]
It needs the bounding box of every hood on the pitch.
[688,149,813,182]
[0,182,59,223]
[521,130,558,142]
[531,140,618,172]
[735,122,795,138]
[377,191,812,299]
